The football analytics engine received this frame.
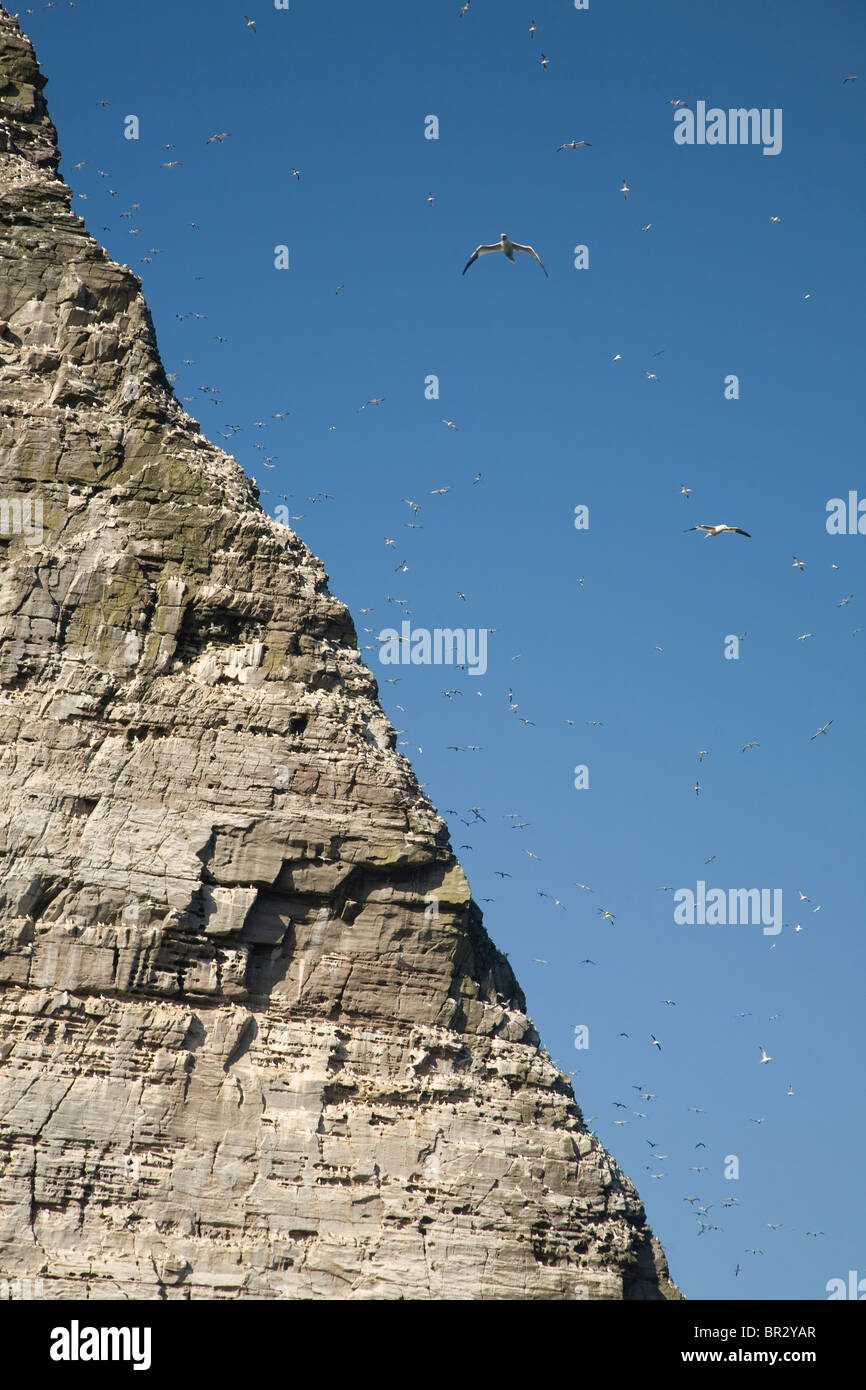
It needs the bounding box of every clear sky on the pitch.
[22,0,866,1301]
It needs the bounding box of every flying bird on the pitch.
[557,140,591,150]
[810,721,833,740]
[462,233,548,277]
[244,14,256,31]
[620,179,630,199]
[540,53,549,72]
[685,524,751,538]
[792,556,805,570]
[759,1046,772,1064]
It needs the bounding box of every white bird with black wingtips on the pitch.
[685,523,751,539]
[463,233,548,277]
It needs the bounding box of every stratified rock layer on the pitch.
[0,6,679,1299]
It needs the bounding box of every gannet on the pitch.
[462,233,548,277]
[685,523,751,538]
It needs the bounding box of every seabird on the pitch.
[810,720,833,740]
[759,1046,772,1064]
[685,524,751,538]
[462,233,548,277]
[557,140,591,150]
[620,179,630,199]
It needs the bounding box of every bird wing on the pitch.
[510,242,549,276]
[462,244,502,274]
[731,527,751,537]
[684,526,710,533]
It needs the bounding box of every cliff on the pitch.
[0,5,679,1299]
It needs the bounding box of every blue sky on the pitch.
[22,0,866,1300]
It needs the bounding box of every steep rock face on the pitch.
[0,7,679,1299]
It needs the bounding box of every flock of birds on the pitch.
[32,0,858,1295]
